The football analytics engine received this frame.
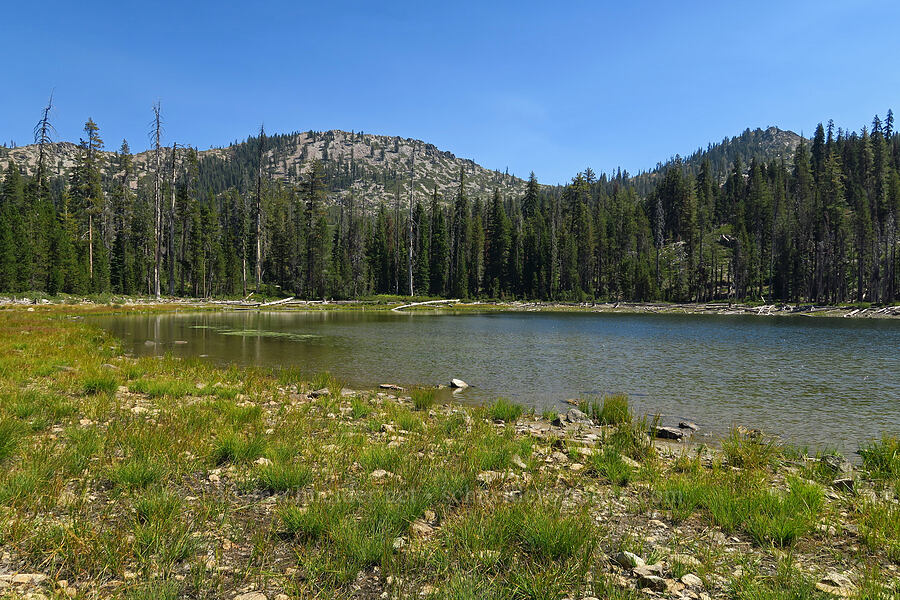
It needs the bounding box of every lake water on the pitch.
[92,310,900,456]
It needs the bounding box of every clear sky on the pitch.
[2,0,899,184]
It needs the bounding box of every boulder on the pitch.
[678,421,699,431]
[565,408,591,423]
[449,378,469,388]
[653,426,685,440]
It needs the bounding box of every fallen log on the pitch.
[392,299,460,312]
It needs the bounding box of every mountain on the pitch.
[0,130,528,207]
[629,126,803,194]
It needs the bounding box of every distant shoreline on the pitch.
[3,294,899,321]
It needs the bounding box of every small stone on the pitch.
[476,470,504,485]
[423,509,436,523]
[233,593,267,600]
[208,473,220,483]
[569,462,584,472]
[669,553,702,568]
[12,574,47,585]
[681,573,703,588]
[511,454,528,469]
[637,574,667,592]
[678,421,699,431]
[611,550,645,569]
[410,520,433,537]
[274,595,290,600]
[379,384,404,391]
[254,457,272,466]
[449,378,468,388]
[621,455,641,468]
[831,478,854,492]
[370,469,395,481]
[309,388,330,398]
[130,406,149,415]
[816,572,855,596]
[633,563,664,577]
[392,536,407,550]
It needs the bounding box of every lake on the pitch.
[91,309,900,456]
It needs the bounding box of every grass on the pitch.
[588,448,633,486]
[0,418,20,463]
[721,426,782,469]
[487,397,523,422]
[655,471,823,547]
[579,393,631,425]
[210,432,266,465]
[256,462,312,493]
[859,435,900,481]
[411,386,437,410]
[81,373,119,395]
[110,457,167,489]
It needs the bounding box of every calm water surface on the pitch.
[92,310,900,455]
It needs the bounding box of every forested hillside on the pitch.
[0,104,897,304]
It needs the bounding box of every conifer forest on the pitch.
[1,102,898,305]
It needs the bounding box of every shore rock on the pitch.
[822,455,853,476]
[678,421,699,431]
[653,426,685,440]
[309,388,330,398]
[816,572,855,596]
[379,383,404,391]
[449,378,468,388]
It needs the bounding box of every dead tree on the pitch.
[32,93,55,190]
[255,126,266,293]
[168,143,178,295]
[151,103,163,298]
[407,145,415,296]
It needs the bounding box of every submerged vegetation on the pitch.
[0,304,898,598]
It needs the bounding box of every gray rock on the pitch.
[309,388,330,398]
[611,550,645,569]
[832,477,855,492]
[233,593,267,600]
[636,574,668,592]
[449,378,469,388]
[681,573,703,587]
[633,563,664,577]
[822,454,852,475]
[379,383,404,391]
[678,421,699,431]
[565,408,590,423]
[653,426,685,440]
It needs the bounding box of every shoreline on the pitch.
[0,306,897,598]
[2,294,900,320]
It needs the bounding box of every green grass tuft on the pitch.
[488,398,523,422]
[411,387,437,411]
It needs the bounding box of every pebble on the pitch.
[681,573,703,587]
[233,593,267,600]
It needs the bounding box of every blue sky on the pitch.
[2,0,899,184]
